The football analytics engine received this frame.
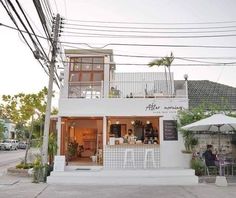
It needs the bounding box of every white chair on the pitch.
[123,149,135,168]
[144,149,156,169]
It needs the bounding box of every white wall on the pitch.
[59,98,188,168]
[59,98,187,117]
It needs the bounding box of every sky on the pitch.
[1,0,236,107]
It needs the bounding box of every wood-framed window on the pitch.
[69,57,104,82]
[68,56,104,98]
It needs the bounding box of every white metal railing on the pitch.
[67,80,187,99]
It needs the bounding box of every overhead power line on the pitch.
[65,19,236,25]
[61,32,236,39]
[61,44,236,60]
[15,0,49,62]
[60,60,236,67]
[64,23,236,30]
[60,41,236,49]
[0,22,48,40]
[63,28,236,34]
[0,0,49,75]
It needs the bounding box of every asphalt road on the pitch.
[0,149,25,167]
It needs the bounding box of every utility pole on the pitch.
[42,14,61,166]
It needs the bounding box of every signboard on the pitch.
[163,120,178,141]
[53,155,65,172]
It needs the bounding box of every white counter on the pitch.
[104,144,160,169]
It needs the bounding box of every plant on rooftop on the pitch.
[149,52,174,96]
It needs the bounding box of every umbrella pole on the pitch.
[218,125,221,153]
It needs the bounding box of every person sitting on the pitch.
[203,144,218,166]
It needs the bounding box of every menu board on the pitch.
[163,120,178,141]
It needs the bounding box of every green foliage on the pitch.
[36,132,58,165]
[48,133,57,155]
[148,52,174,68]
[67,141,78,158]
[148,52,174,95]
[0,87,56,141]
[1,87,48,124]
[177,103,236,152]
[32,155,44,183]
[191,158,205,176]
[0,121,5,140]
[181,130,199,152]
[16,162,34,169]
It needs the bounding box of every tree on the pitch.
[1,87,48,125]
[1,87,49,164]
[0,121,5,140]
[148,52,174,96]
[177,102,236,152]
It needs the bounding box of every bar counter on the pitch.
[104,144,160,169]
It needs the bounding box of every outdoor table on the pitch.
[217,156,236,176]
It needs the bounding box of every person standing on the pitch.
[123,129,136,144]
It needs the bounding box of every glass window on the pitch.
[82,63,92,71]
[70,59,74,71]
[74,63,81,71]
[93,72,103,81]
[93,64,104,71]
[81,72,91,81]
[82,57,92,63]
[93,57,104,64]
[70,73,79,82]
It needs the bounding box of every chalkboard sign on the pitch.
[163,120,178,141]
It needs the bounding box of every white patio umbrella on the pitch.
[181,114,236,151]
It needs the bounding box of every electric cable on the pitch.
[59,41,236,49]
[61,32,236,39]
[60,43,236,60]
[15,0,49,62]
[64,22,236,30]
[65,18,236,25]
[62,28,236,34]
[0,0,49,75]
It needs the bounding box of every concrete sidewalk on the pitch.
[0,175,236,198]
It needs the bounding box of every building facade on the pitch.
[56,49,190,169]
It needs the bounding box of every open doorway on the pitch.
[61,117,103,166]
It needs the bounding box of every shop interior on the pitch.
[107,116,160,145]
[60,116,160,166]
[61,117,103,166]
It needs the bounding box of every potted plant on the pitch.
[67,140,78,161]
[181,130,198,153]
[190,157,205,176]
[180,130,198,168]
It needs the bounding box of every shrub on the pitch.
[191,158,205,176]
[16,162,33,169]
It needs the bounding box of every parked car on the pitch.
[0,139,18,150]
[17,141,27,149]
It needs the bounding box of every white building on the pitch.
[56,49,189,168]
[48,49,198,185]
[0,119,16,139]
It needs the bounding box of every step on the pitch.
[47,175,198,185]
[47,168,198,185]
[50,169,195,177]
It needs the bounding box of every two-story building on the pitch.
[56,49,190,169]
